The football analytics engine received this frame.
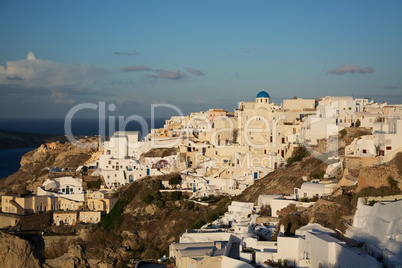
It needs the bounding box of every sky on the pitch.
[0,0,401,119]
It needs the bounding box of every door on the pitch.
[66,186,70,194]
[254,172,258,179]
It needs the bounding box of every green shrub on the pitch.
[185,201,195,210]
[143,194,154,204]
[340,129,347,139]
[287,147,309,164]
[170,191,182,201]
[169,176,181,186]
[387,176,399,191]
[260,205,271,217]
[312,171,325,180]
[87,179,102,189]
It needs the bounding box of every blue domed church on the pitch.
[255,90,271,109]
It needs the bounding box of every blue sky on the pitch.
[0,0,401,118]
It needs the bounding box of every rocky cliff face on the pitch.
[0,232,41,268]
[45,244,90,268]
[0,138,99,195]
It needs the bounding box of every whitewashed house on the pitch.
[37,177,85,202]
[294,181,337,200]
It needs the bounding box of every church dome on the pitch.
[256,91,270,98]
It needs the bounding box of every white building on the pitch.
[347,199,402,268]
[273,224,380,268]
[294,181,337,200]
[346,118,402,160]
[37,177,85,202]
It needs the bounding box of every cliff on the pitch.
[0,137,99,195]
[0,232,41,268]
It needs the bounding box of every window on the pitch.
[386,146,392,150]
[362,149,367,154]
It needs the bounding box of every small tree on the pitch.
[143,194,154,204]
[232,128,239,143]
[355,119,361,128]
[387,176,400,194]
[170,191,181,201]
[81,166,88,174]
[169,176,181,187]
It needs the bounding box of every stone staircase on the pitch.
[9,200,28,215]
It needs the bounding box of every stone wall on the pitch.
[0,214,19,229]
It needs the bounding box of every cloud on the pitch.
[120,100,144,107]
[51,91,76,104]
[121,65,153,72]
[328,64,374,75]
[380,85,399,90]
[148,69,187,80]
[6,76,23,81]
[185,67,205,76]
[0,52,111,89]
[114,50,138,56]
[194,98,206,103]
[27,51,36,60]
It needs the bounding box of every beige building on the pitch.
[53,211,78,226]
[2,195,59,214]
[85,189,119,214]
[79,210,101,224]
[2,195,84,215]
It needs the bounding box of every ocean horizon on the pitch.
[0,117,168,136]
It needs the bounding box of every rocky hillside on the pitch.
[79,174,230,265]
[0,138,98,195]
[237,155,328,204]
[0,232,41,268]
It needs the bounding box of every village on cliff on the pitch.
[1,91,402,268]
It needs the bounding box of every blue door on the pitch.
[146,169,150,176]
[254,172,258,179]
[66,186,70,194]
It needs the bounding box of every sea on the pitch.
[0,117,168,179]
